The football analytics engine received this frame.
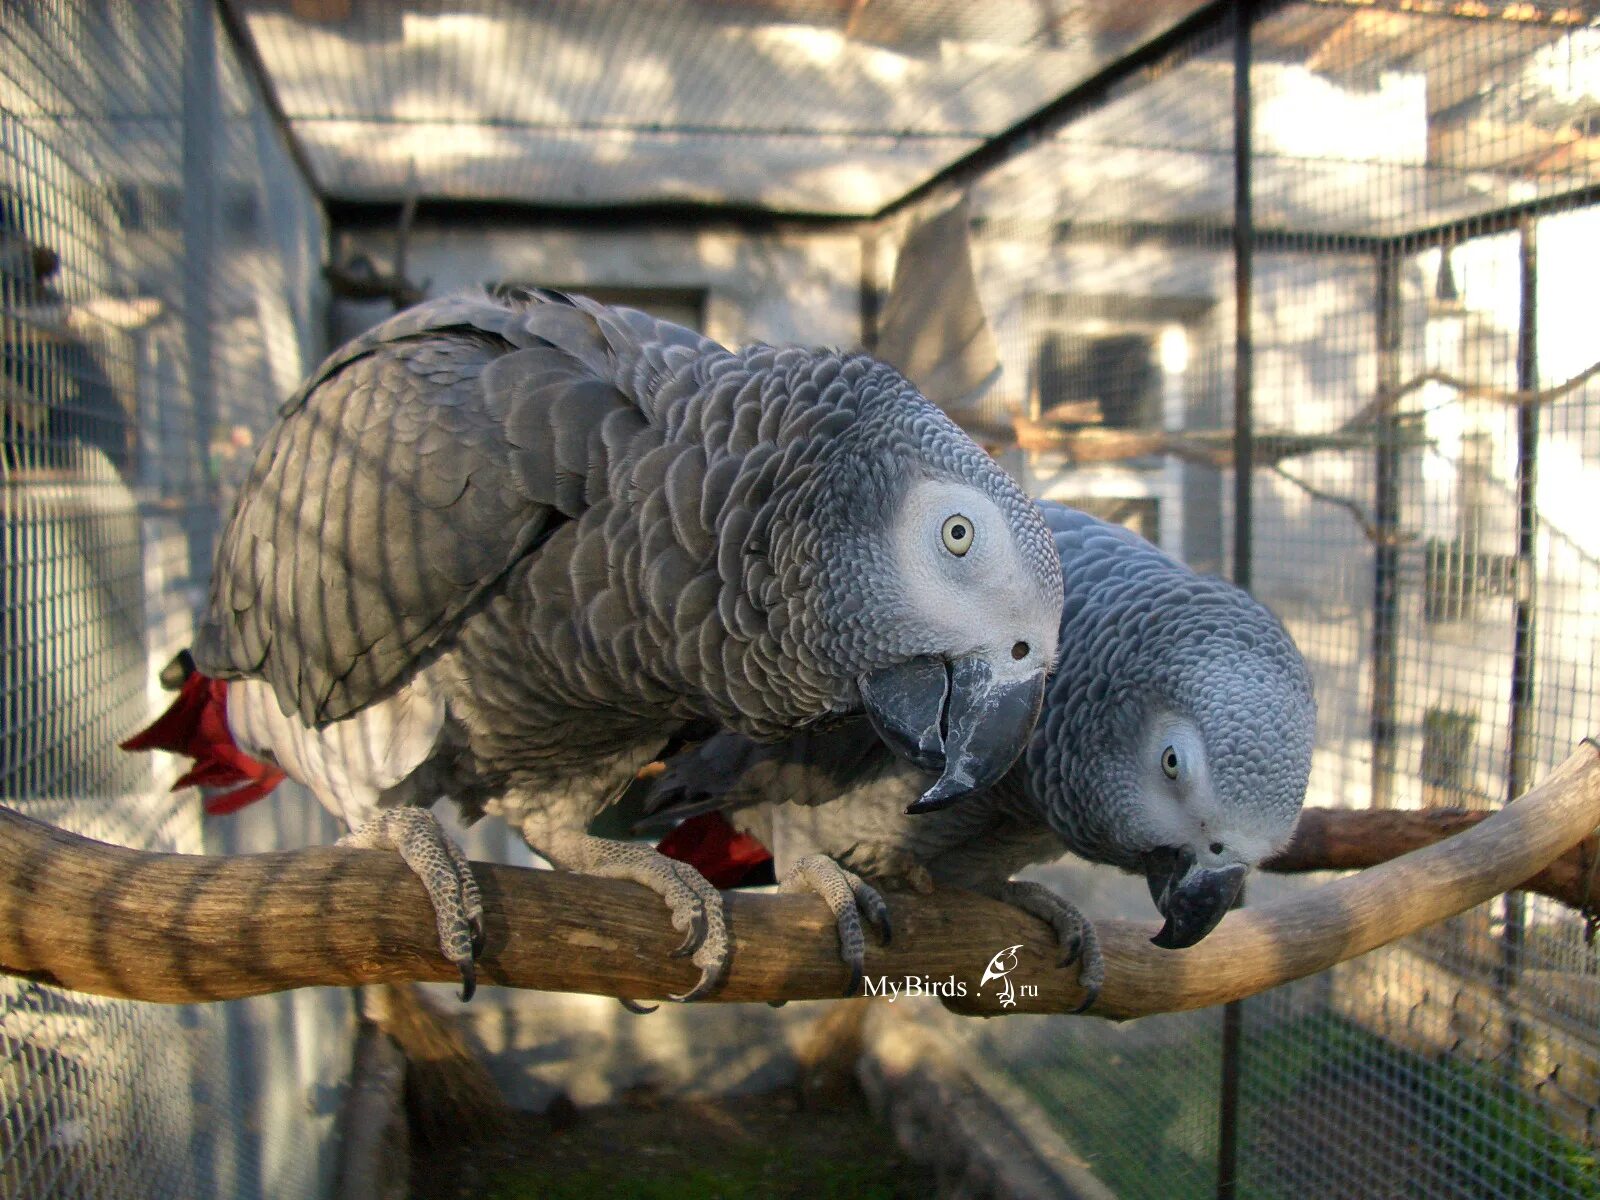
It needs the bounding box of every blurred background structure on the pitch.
[4,2,1600,1196]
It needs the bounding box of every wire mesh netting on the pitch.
[0,3,349,1197]
[919,4,1600,1197]
[230,0,1216,214]
[5,0,1600,1197]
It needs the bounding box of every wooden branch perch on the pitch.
[1266,805,1600,916]
[1012,358,1600,507]
[1010,421,1404,469]
[3,742,1599,1020]
[1347,356,1600,431]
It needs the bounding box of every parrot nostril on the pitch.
[1209,841,1224,855]
[1011,641,1029,661]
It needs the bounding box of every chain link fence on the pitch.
[0,3,347,1197]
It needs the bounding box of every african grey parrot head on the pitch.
[759,356,1062,814]
[1031,507,1314,949]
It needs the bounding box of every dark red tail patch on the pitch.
[120,671,286,814]
[656,812,775,889]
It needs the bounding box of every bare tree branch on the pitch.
[1348,356,1600,430]
[1267,463,1413,548]
[2,742,1598,1020]
[1010,421,1399,469]
[1012,358,1600,492]
[1266,805,1600,917]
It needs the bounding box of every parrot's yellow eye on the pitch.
[941,514,974,556]
[1161,746,1180,780]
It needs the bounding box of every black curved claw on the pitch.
[669,959,726,1004]
[843,960,864,999]
[1070,981,1101,1015]
[469,916,486,961]
[458,961,477,1004]
[620,997,659,1015]
[862,899,892,947]
[1058,934,1083,969]
[668,901,708,959]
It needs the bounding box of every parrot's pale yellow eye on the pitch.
[941,513,974,556]
[1161,745,1180,780]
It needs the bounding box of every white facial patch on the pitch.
[1138,712,1285,869]
[890,478,1060,682]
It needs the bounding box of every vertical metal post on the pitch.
[859,228,881,354]
[1501,217,1539,1083]
[1218,6,1251,1199]
[1371,250,1403,808]
[1229,10,1253,594]
[182,0,220,582]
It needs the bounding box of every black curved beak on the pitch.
[858,655,948,773]
[1144,847,1248,950]
[859,654,1047,816]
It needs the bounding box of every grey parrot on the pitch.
[646,502,1317,1003]
[126,288,1064,1001]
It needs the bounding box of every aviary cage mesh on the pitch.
[4,1,1600,1197]
[0,4,349,1199]
[940,6,1600,1198]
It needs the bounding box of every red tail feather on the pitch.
[121,671,286,813]
[656,812,774,889]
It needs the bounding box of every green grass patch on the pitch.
[480,1141,917,1200]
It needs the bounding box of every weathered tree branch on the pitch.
[1266,804,1600,916]
[2,742,1598,1020]
[1013,359,1600,509]
[1010,421,1403,468]
[1348,356,1600,431]
[1267,462,1411,548]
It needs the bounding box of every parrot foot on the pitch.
[779,855,892,998]
[339,808,484,1001]
[548,833,729,1004]
[991,880,1102,1012]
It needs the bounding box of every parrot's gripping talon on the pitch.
[859,889,892,946]
[549,835,731,1004]
[669,961,725,1004]
[338,808,483,1002]
[780,855,880,994]
[620,997,659,1015]
[1057,931,1083,969]
[668,900,708,959]
[991,880,1103,1013]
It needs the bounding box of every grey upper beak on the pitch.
[1144,847,1247,950]
[859,653,1047,815]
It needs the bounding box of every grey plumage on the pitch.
[189,288,1064,998]
[647,502,1317,994]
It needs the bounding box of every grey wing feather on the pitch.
[642,718,892,826]
[194,291,700,725]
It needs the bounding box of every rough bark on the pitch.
[1266,805,1600,914]
[2,742,1598,1020]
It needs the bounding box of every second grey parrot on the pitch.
[646,503,1317,1002]
[128,288,1063,1001]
